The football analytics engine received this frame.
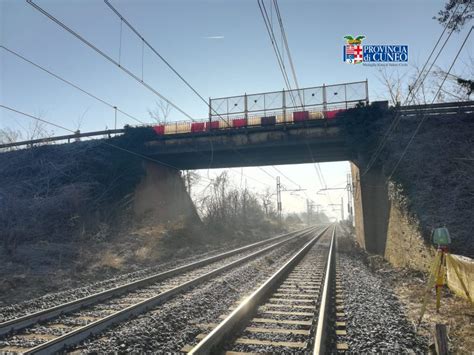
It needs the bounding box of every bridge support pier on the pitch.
[351,163,390,255]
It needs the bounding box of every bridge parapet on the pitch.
[0,100,471,151]
[209,80,369,123]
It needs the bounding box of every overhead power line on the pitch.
[0,104,215,178]
[388,25,473,179]
[103,0,226,124]
[27,0,277,185]
[408,2,462,97]
[272,0,303,106]
[26,0,197,122]
[271,165,301,190]
[0,104,276,188]
[303,142,333,205]
[230,168,273,188]
[0,45,145,125]
[257,0,297,107]
[103,0,278,183]
[362,3,469,176]
[1,105,75,133]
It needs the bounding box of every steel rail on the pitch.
[188,225,332,354]
[0,226,317,336]
[313,225,336,354]
[13,227,320,354]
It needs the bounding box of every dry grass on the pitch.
[94,251,125,271]
[132,225,165,262]
[390,269,473,353]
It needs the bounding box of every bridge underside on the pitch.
[144,122,353,170]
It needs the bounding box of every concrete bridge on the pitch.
[144,119,351,169]
[140,99,474,256]
[2,85,472,258]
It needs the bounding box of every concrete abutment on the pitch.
[351,162,434,271]
[351,163,390,255]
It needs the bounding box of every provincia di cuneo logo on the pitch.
[343,35,408,66]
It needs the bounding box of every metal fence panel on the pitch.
[302,87,324,107]
[247,93,269,113]
[210,80,368,119]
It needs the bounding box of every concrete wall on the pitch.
[133,162,200,224]
[384,196,435,271]
[145,123,353,169]
[351,163,434,271]
[351,163,366,249]
[351,163,390,255]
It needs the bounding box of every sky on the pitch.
[1,0,472,217]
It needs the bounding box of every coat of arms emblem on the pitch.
[343,35,365,64]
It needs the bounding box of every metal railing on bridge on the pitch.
[208,80,369,122]
[398,100,474,117]
[2,93,472,151]
[0,129,125,150]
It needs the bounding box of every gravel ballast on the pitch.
[338,252,428,352]
[73,237,311,353]
[0,233,300,323]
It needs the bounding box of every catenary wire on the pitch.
[103,0,279,184]
[0,45,145,125]
[103,0,232,126]
[26,0,197,122]
[273,0,304,107]
[0,104,276,189]
[271,165,301,190]
[362,3,467,176]
[257,0,297,107]
[26,0,284,187]
[0,104,219,180]
[97,0,279,184]
[387,25,473,179]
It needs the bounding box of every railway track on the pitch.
[184,225,337,354]
[0,226,322,354]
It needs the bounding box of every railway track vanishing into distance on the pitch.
[185,225,341,354]
[0,226,323,354]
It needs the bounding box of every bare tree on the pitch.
[431,65,473,101]
[198,171,273,231]
[377,69,411,106]
[0,127,22,145]
[74,107,91,131]
[260,187,275,217]
[435,0,473,32]
[182,170,200,195]
[148,99,172,124]
[377,57,472,105]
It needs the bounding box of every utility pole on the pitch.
[276,176,282,224]
[113,106,117,132]
[208,97,212,130]
[274,177,306,226]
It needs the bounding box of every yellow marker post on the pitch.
[435,249,447,313]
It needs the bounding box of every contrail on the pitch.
[202,36,224,39]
